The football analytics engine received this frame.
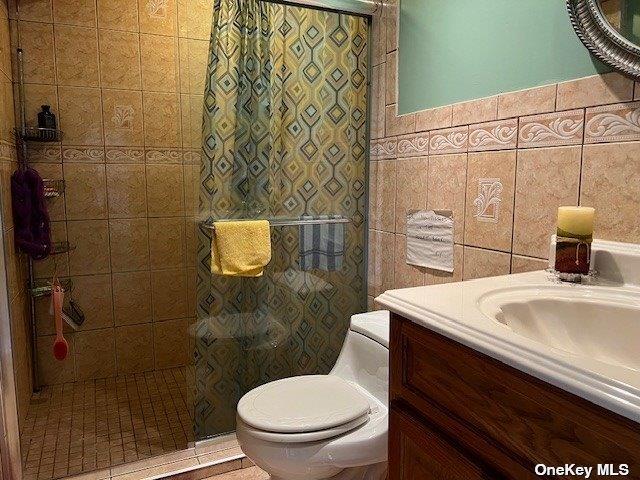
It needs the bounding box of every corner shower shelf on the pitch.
[29,278,73,298]
[43,179,65,198]
[19,126,63,142]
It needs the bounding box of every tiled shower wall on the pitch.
[9,0,213,385]
[368,1,640,305]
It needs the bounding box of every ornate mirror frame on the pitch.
[567,0,640,78]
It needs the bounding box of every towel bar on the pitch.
[200,217,351,231]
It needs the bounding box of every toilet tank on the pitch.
[330,311,389,404]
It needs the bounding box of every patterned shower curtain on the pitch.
[195,0,368,438]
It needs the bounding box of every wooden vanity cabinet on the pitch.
[389,313,640,480]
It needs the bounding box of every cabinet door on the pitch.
[389,406,499,480]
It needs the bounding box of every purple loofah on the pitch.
[11,167,52,260]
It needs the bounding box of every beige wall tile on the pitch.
[33,162,65,220]
[143,92,181,147]
[17,0,52,22]
[97,0,138,31]
[393,234,425,289]
[148,217,185,269]
[585,101,640,144]
[464,150,516,252]
[112,271,152,326]
[511,255,548,274]
[513,146,581,258]
[429,126,468,155]
[427,154,467,244]
[415,105,452,132]
[581,142,640,243]
[75,328,115,380]
[370,63,385,139]
[468,119,517,153]
[451,96,497,126]
[138,0,176,36]
[385,1,398,53]
[101,89,144,147]
[369,159,395,232]
[141,33,178,92]
[369,230,394,297]
[145,164,185,216]
[109,218,150,272]
[115,324,153,374]
[385,105,414,137]
[518,109,584,149]
[54,25,99,87]
[106,163,147,218]
[33,221,69,278]
[180,94,204,149]
[37,334,75,384]
[53,0,96,26]
[178,38,208,94]
[370,3,386,67]
[177,0,212,40]
[70,274,114,330]
[19,21,55,84]
[385,50,397,106]
[427,244,464,285]
[58,86,104,145]
[497,84,556,119]
[98,29,141,89]
[556,72,633,110]
[394,157,427,233]
[153,318,188,370]
[462,246,510,280]
[63,163,108,219]
[67,219,111,274]
[151,269,187,320]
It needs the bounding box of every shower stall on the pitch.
[3,0,370,478]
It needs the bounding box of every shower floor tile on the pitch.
[20,368,195,480]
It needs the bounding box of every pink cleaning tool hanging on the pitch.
[51,278,68,361]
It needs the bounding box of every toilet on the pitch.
[236,310,390,480]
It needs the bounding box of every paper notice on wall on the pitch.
[406,210,454,272]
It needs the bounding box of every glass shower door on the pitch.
[192,0,369,440]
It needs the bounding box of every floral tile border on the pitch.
[429,126,468,155]
[468,119,517,152]
[585,101,640,144]
[518,109,584,148]
[396,131,429,158]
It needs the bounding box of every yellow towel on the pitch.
[211,220,271,277]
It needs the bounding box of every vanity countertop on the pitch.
[376,266,640,424]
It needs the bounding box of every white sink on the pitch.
[376,238,640,423]
[478,286,640,372]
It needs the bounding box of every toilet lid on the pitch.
[237,375,371,433]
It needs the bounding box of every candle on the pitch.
[555,206,595,279]
[557,206,595,239]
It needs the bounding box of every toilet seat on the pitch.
[237,375,371,435]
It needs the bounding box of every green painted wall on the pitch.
[398,0,608,114]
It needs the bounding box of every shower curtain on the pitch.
[195,0,368,438]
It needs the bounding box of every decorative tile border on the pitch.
[26,145,62,163]
[396,131,429,158]
[429,126,468,155]
[145,148,183,164]
[105,147,145,164]
[62,147,106,163]
[370,137,397,160]
[518,110,584,148]
[585,101,640,143]
[468,119,517,152]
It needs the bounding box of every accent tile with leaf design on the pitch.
[512,146,581,259]
[468,119,517,152]
[518,109,584,149]
[138,0,176,36]
[585,101,640,143]
[102,89,144,146]
[429,126,468,155]
[464,150,516,252]
[581,142,640,243]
